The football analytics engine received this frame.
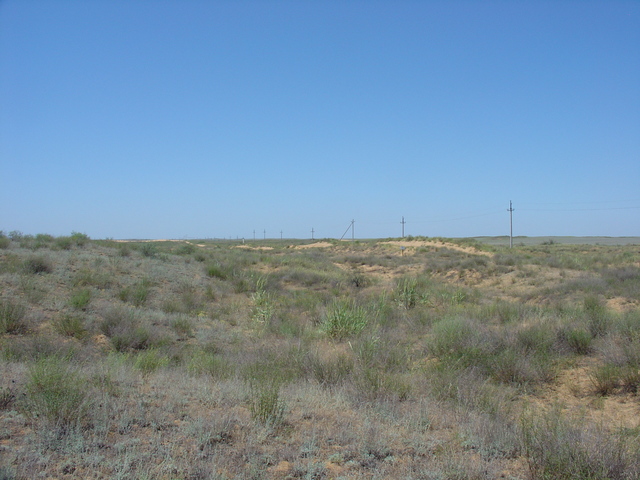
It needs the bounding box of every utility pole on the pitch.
[311,228,314,240]
[401,216,406,238]
[507,200,514,248]
[263,229,266,240]
[280,230,283,240]
[340,220,355,242]
[253,230,256,241]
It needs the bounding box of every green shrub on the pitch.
[170,315,194,338]
[1,335,77,362]
[584,295,610,337]
[52,314,87,339]
[0,298,28,334]
[100,307,152,351]
[118,278,152,307]
[248,380,286,427]
[205,263,229,279]
[139,243,157,257]
[24,357,89,429]
[54,236,74,250]
[590,363,622,396]
[520,407,636,479]
[188,351,232,380]
[429,316,487,363]
[21,255,52,274]
[70,231,90,246]
[68,288,91,310]
[0,233,10,249]
[72,268,111,288]
[489,347,555,386]
[559,327,592,355]
[321,299,370,339]
[133,349,169,374]
[305,352,354,387]
[53,232,89,250]
[176,243,195,255]
[0,387,16,410]
[516,323,556,354]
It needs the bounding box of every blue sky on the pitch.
[1,1,639,240]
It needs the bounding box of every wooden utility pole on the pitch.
[507,201,514,248]
[401,216,406,238]
[311,228,314,240]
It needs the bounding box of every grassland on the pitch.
[1,231,639,479]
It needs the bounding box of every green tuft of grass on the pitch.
[52,314,88,339]
[133,348,169,375]
[68,288,91,310]
[321,299,370,339]
[118,278,152,307]
[0,298,29,334]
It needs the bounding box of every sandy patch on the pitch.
[234,245,274,250]
[382,240,493,257]
[528,358,640,430]
[606,296,639,312]
[294,242,333,249]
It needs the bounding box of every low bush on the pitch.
[170,315,194,338]
[0,298,29,334]
[304,351,354,387]
[520,407,638,479]
[188,350,233,380]
[68,288,91,310]
[248,380,286,427]
[205,263,230,279]
[133,348,169,374]
[72,268,111,288]
[52,314,87,339]
[557,326,592,355]
[21,256,52,274]
[23,357,90,429]
[118,279,152,307]
[138,242,157,257]
[99,307,153,351]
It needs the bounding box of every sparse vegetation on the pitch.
[0,233,639,478]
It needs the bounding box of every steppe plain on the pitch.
[1,232,639,479]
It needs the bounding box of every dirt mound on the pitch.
[382,240,493,257]
[294,242,333,249]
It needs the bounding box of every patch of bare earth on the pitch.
[294,241,333,249]
[527,357,640,430]
[382,240,493,257]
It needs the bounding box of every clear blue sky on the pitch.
[2,1,639,239]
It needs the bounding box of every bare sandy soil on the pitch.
[382,240,493,257]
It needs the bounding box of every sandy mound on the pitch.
[382,240,493,257]
[294,242,333,249]
[234,245,274,250]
